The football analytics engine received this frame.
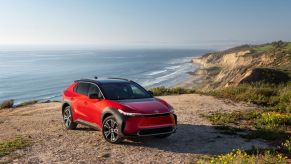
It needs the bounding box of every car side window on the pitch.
[131,85,144,95]
[75,82,90,96]
[88,84,101,96]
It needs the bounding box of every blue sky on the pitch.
[0,0,291,49]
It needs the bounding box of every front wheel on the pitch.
[102,116,124,144]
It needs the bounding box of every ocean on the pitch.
[0,49,208,104]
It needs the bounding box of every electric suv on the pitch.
[61,78,177,143]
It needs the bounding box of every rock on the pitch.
[102,153,111,158]
[0,99,14,109]
[15,100,38,108]
[39,100,51,103]
[98,153,111,158]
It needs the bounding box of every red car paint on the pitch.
[61,79,177,143]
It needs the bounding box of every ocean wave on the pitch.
[146,70,167,76]
[165,65,182,70]
[43,94,61,100]
[141,63,194,87]
[167,57,193,65]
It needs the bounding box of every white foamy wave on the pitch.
[44,94,61,100]
[146,70,167,76]
[146,65,182,76]
[141,63,193,87]
[165,65,182,70]
[167,57,193,65]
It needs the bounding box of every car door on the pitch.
[73,82,91,122]
[84,84,104,128]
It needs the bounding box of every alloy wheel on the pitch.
[63,107,72,128]
[103,118,119,142]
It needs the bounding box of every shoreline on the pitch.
[175,56,205,89]
[0,56,205,105]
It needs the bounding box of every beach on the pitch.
[175,57,206,89]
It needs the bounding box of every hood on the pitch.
[118,98,170,114]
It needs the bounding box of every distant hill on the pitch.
[192,41,291,90]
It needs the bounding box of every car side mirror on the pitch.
[148,90,154,96]
[89,93,102,99]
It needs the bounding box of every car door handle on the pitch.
[84,101,88,105]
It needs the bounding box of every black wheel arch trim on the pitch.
[61,99,72,115]
[173,113,177,125]
[101,107,126,137]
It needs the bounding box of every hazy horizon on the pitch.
[1,0,291,50]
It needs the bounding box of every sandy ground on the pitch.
[176,74,204,88]
[0,94,270,163]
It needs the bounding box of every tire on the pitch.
[63,106,77,130]
[102,116,124,144]
[155,134,172,138]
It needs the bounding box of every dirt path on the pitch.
[0,94,269,163]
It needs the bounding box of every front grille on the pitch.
[138,126,174,136]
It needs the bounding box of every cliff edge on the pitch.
[192,41,291,90]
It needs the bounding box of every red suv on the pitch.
[61,78,177,143]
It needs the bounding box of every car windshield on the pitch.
[100,82,152,100]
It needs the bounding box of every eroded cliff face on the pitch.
[193,50,253,68]
[192,42,291,90]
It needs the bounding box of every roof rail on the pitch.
[74,78,101,84]
[107,77,130,81]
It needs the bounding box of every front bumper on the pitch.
[137,125,176,136]
[122,113,177,136]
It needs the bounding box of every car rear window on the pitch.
[75,82,90,96]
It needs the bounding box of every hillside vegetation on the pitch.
[194,41,291,163]
[192,41,291,90]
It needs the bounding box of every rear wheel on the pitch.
[63,106,77,130]
[102,116,124,143]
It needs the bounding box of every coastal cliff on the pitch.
[192,41,291,90]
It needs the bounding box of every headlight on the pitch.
[170,109,176,114]
[168,105,175,114]
[118,109,141,116]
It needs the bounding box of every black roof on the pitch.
[75,78,131,85]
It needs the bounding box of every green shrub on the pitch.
[0,99,14,109]
[206,111,261,126]
[208,83,291,113]
[197,150,287,164]
[205,111,289,140]
[149,87,195,96]
[278,137,291,155]
[276,87,291,113]
[252,44,274,53]
[205,112,242,125]
[255,112,291,131]
[0,137,29,157]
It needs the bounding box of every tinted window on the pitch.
[88,84,103,97]
[100,82,152,100]
[75,82,90,96]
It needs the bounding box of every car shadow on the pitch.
[122,124,269,155]
[75,126,97,131]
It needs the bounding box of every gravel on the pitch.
[0,94,269,163]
